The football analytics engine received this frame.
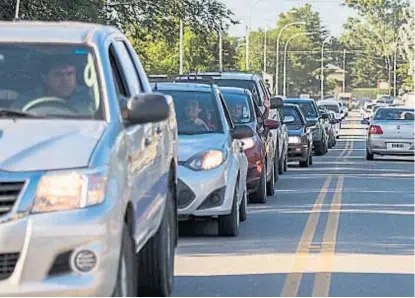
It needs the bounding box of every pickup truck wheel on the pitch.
[266,162,275,196]
[299,152,310,168]
[239,187,248,222]
[113,224,137,297]
[136,191,175,297]
[309,151,313,165]
[278,149,284,175]
[366,149,374,160]
[249,163,267,204]
[315,142,325,156]
[273,150,280,182]
[283,155,288,171]
[218,184,240,237]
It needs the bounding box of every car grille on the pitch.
[0,182,24,217]
[0,253,19,281]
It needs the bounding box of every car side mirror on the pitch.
[361,119,370,125]
[263,119,280,130]
[126,93,170,125]
[270,96,284,109]
[232,125,254,139]
[321,112,330,119]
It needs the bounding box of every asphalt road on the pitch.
[173,112,415,297]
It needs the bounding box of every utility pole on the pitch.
[321,36,331,101]
[14,0,21,20]
[245,25,250,70]
[179,19,184,75]
[263,27,267,76]
[219,31,223,72]
[343,48,346,93]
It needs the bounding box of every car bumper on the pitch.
[0,206,120,297]
[176,163,236,218]
[367,137,415,156]
[287,143,309,162]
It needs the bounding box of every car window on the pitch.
[0,43,103,119]
[321,104,340,113]
[214,79,262,106]
[113,41,142,96]
[221,92,253,124]
[218,93,235,130]
[286,101,318,118]
[156,89,223,135]
[282,106,304,125]
[374,109,415,121]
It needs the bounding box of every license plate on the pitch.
[387,143,410,150]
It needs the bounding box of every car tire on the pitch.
[239,186,248,222]
[249,163,267,204]
[315,142,325,156]
[278,148,284,175]
[299,152,310,168]
[309,151,313,165]
[113,224,137,297]
[218,184,240,237]
[267,161,275,196]
[366,149,374,160]
[136,190,175,297]
[274,150,280,183]
[283,155,288,172]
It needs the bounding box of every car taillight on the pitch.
[369,125,383,135]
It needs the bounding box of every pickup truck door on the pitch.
[109,40,163,247]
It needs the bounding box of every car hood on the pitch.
[287,125,304,136]
[178,133,227,162]
[0,119,106,172]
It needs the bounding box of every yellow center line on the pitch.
[338,140,350,158]
[345,139,354,158]
[281,176,333,297]
[312,175,345,297]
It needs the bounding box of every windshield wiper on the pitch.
[0,109,46,119]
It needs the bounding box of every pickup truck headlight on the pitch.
[32,168,108,213]
[186,150,225,171]
[289,136,302,144]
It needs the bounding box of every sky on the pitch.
[221,0,356,37]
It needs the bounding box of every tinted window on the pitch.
[286,101,318,118]
[221,92,253,124]
[282,106,304,126]
[156,90,223,134]
[321,104,340,113]
[374,109,415,121]
[214,79,261,106]
[113,41,142,95]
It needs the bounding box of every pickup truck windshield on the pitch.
[157,90,223,135]
[0,44,102,119]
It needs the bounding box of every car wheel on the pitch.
[283,154,288,172]
[249,163,267,204]
[299,152,310,168]
[278,148,284,175]
[218,184,240,237]
[113,224,137,297]
[315,142,325,156]
[274,150,280,183]
[136,189,175,296]
[309,151,313,165]
[366,149,374,160]
[267,160,275,196]
[239,186,248,222]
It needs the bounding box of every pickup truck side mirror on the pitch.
[126,93,170,124]
[270,96,284,109]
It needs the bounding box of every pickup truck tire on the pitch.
[309,152,313,165]
[218,184,240,237]
[315,142,325,156]
[366,150,374,160]
[283,155,288,171]
[249,163,267,204]
[299,152,310,168]
[273,150,280,182]
[136,192,175,297]
[113,224,137,297]
[239,187,248,222]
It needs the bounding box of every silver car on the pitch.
[153,82,251,237]
[363,107,415,160]
[0,21,178,296]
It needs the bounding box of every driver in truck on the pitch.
[11,55,95,114]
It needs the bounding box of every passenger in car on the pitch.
[179,98,210,132]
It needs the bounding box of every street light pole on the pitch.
[283,32,313,97]
[179,19,184,75]
[263,27,267,76]
[219,31,223,72]
[321,36,331,101]
[343,48,346,93]
[275,21,306,95]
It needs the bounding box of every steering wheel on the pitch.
[22,97,78,114]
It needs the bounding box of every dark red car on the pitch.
[220,87,280,204]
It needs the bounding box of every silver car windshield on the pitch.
[0,44,102,119]
[374,109,415,121]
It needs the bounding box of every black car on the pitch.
[282,104,313,167]
[283,98,329,156]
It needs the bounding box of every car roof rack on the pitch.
[174,73,218,85]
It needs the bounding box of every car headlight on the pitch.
[241,136,256,151]
[186,150,225,171]
[289,136,302,144]
[32,168,108,213]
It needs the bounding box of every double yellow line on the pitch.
[281,175,345,297]
[338,140,354,158]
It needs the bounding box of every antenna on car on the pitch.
[13,0,21,21]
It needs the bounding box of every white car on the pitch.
[153,82,251,237]
[317,100,343,122]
